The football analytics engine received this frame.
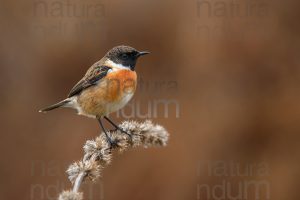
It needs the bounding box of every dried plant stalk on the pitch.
[58,120,169,200]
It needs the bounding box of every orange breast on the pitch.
[77,69,137,116]
[105,69,137,102]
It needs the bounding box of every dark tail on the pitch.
[39,99,71,113]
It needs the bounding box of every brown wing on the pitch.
[68,65,111,97]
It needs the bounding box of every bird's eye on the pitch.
[121,53,129,59]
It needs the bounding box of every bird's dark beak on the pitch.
[137,51,150,57]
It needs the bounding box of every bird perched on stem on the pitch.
[39,45,149,146]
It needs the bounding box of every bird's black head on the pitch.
[105,45,149,70]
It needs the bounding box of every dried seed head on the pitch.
[60,120,169,198]
[119,120,169,147]
[109,131,130,151]
[67,160,101,184]
[58,190,83,200]
[83,136,112,164]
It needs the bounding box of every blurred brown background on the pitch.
[1,0,300,199]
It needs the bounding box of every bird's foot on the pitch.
[112,127,132,141]
[102,132,117,149]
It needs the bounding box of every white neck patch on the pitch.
[106,59,130,70]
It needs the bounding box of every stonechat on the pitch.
[39,45,149,145]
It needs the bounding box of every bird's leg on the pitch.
[97,117,116,148]
[104,116,132,139]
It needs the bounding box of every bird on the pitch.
[39,45,149,146]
